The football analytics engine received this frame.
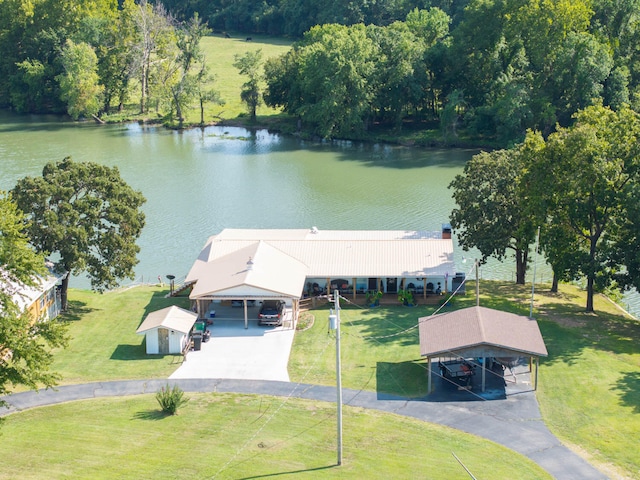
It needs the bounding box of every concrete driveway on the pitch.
[169,309,295,382]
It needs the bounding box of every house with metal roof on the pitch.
[1,262,67,322]
[184,226,458,327]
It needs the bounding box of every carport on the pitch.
[188,241,308,328]
[418,306,548,394]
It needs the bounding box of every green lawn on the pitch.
[289,303,444,397]
[0,393,550,479]
[532,286,640,479]
[50,286,190,383]
[18,282,640,478]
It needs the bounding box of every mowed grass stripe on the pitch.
[0,393,551,479]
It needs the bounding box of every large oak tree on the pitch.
[449,146,537,284]
[527,105,640,312]
[12,158,146,310]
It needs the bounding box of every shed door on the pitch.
[158,328,169,354]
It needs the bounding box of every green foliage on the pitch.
[265,23,379,137]
[1,0,640,144]
[155,384,189,415]
[57,39,104,119]
[525,105,640,312]
[233,49,263,120]
[364,290,382,306]
[0,192,68,408]
[11,158,146,309]
[449,146,536,284]
[397,288,414,306]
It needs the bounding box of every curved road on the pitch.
[1,378,607,480]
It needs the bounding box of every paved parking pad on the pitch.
[169,316,295,382]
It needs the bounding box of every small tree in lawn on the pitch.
[233,49,263,121]
[156,384,189,415]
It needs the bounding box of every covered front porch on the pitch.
[303,274,465,305]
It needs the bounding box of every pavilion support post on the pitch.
[535,357,539,390]
[244,301,248,329]
[481,357,486,392]
[427,358,432,393]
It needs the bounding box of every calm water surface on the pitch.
[1,111,637,316]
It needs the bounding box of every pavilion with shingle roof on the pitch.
[418,306,548,393]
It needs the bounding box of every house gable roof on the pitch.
[418,306,548,358]
[136,305,198,335]
[189,240,308,299]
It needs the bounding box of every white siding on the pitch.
[143,328,187,354]
[145,331,159,354]
[169,330,187,354]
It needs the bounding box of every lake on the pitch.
[1,111,636,316]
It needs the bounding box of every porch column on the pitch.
[352,277,357,300]
[244,300,248,329]
[293,299,298,329]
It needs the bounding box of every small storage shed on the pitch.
[418,306,548,393]
[136,306,197,354]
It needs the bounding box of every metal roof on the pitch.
[189,240,308,299]
[136,306,198,334]
[1,264,66,312]
[418,306,548,358]
[186,228,455,283]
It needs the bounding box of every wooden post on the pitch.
[481,357,486,392]
[427,358,432,393]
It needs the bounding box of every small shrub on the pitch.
[156,384,189,415]
[296,312,314,331]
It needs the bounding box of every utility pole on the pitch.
[530,226,541,319]
[329,289,343,466]
[475,259,479,307]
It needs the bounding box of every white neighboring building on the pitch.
[136,305,198,354]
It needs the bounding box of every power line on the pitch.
[212,335,334,478]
